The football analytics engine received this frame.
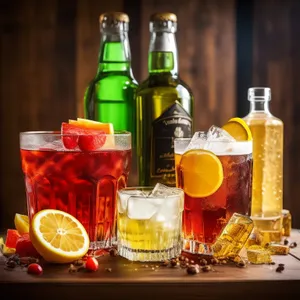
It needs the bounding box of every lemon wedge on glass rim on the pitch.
[222,117,252,141]
[30,209,90,264]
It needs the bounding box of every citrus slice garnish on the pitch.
[179,149,224,198]
[14,213,29,235]
[30,209,90,263]
[222,117,252,141]
[69,118,114,134]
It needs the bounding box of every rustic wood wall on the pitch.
[252,0,300,228]
[0,0,299,229]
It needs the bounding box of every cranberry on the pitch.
[27,263,43,275]
[85,257,98,272]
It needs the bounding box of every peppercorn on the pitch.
[179,256,185,261]
[201,265,211,272]
[68,264,77,273]
[278,263,285,267]
[236,260,246,268]
[74,259,84,266]
[160,260,169,267]
[276,266,284,273]
[290,242,297,248]
[186,265,199,275]
[109,248,118,257]
[6,260,16,268]
[170,259,179,267]
[283,239,289,246]
[269,261,276,265]
[199,259,207,266]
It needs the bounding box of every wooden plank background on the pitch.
[0,0,299,228]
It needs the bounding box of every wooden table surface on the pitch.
[1,230,300,300]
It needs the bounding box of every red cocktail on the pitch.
[20,128,131,249]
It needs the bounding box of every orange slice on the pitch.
[180,149,224,198]
[69,118,114,134]
[30,209,90,264]
[222,117,252,141]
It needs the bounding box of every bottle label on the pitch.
[151,101,192,178]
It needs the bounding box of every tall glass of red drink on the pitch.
[20,131,131,249]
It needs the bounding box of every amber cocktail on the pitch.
[174,128,252,254]
[20,131,131,249]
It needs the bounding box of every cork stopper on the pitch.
[99,12,129,24]
[150,12,177,23]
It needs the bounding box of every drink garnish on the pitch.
[29,209,90,264]
[179,149,224,198]
[69,118,114,134]
[222,117,253,141]
[61,122,106,151]
[14,213,29,235]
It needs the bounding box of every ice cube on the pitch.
[207,125,236,142]
[154,194,183,223]
[150,183,180,197]
[127,196,158,220]
[118,190,146,213]
[186,131,208,151]
[40,140,65,151]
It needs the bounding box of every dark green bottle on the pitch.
[136,13,194,187]
[84,12,138,184]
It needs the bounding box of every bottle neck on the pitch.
[97,31,132,74]
[249,100,271,114]
[148,31,178,75]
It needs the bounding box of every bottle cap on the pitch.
[150,13,177,23]
[99,12,129,23]
[248,87,271,101]
[150,12,177,33]
[99,12,129,32]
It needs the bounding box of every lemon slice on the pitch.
[14,213,29,235]
[180,149,224,198]
[30,209,90,263]
[222,117,252,141]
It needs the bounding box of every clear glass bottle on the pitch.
[84,12,138,185]
[243,87,284,242]
[136,13,194,187]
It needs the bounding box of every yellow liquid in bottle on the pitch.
[244,113,283,241]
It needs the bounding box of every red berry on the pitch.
[61,123,79,149]
[85,257,99,272]
[16,233,40,258]
[61,122,106,151]
[78,134,106,151]
[27,263,43,275]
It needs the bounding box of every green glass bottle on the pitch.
[136,13,194,187]
[84,12,138,184]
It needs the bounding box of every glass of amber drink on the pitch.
[20,129,131,250]
[174,126,253,254]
